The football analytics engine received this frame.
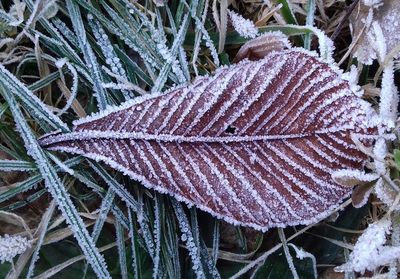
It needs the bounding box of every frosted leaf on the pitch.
[233,31,291,62]
[374,178,398,209]
[332,170,379,187]
[335,219,400,273]
[351,1,400,64]
[40,41,377,231]
[0,234,32,263]
[228,10,258,39]
[351,180,375,208]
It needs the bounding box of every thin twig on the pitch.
[330,0,360,42]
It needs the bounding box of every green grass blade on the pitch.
[116,219,128,279]
[304,0,316,49]
[128,208,140,279]
[277,0,298,25]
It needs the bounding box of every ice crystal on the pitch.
[380,60,398,125]
[228,10,258,39]
[55,58,79,115]
[373,138,387,175]
[336,219,400,273]
[52,18,79,47]
[88,16,133,100]
[0,234,31,263]
[173,202,205,279]
[288,244,317,279]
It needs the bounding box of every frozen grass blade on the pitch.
[231,225,314,278]
[190,2,219,66]
[115,220,128,279]
[26,201,56,279]
[24,0,85,66]
[0,83,111,279]
[114,46,153,87]
[128,209,140,279]
[2,188,47,211]
[97,2,161,72]
[55,60,79,116]
[304,0,316,50]
[152,12,190,93]
[165,6,190,82]
[66,0,109,110]
[30,242,117,279]
[211,220,220,265]
[89,161,139,211]
[136,193,156,258]
[190,208,221,279]
[172,201,205,279]
[163,208,181,279]
[92,189,116,242]
[0,102,8,118]
[88,17,132,101]
[152,194,162,279]
[288,243,318,279]
[0,157,82,204]
[0,64,68,132]
[0,159,36,172]
[52,18,79,48]
[277,0,298,25]
[218,0,228,53]
[278,228,299,279]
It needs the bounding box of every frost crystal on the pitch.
[336,219,400,273]
[0,235,32,263]
[373,138,387,175]
[88,16,133,100]
[173,203,205,279]
[228,10,258,39]
[379,60,398,125]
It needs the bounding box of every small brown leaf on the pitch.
[40,39,377,231]
[351,180,375,208]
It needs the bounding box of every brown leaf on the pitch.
[39,45,377,231]
[351,180,375,208]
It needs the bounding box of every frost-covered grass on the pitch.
[0,0,399,278]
